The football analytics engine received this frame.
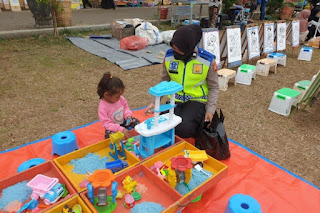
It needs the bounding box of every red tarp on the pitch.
[0,108,319,212]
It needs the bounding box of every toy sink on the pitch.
[80,164,183,213]
[0,161,76,213]
[53,138,140,193]
[142,141,228,213]
[45,194,93,213]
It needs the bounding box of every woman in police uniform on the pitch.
[145,25,219,139]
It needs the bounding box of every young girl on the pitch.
[97,72,139,139]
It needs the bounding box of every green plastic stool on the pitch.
[294,80,311,90]
[236,64,257,85]
[268,88,301,116]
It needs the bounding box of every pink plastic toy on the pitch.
[79,179,89,188]
[27,174,65,205]
[27,175,58,199]
[154,161,165,169]
[150,161,168,179]
[124,194,135,208]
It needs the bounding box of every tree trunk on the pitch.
[52,1,58,37]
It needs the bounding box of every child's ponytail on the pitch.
[97,72,125,99]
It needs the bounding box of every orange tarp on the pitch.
[0,108,319,212]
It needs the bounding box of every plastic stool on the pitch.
[267,52,286,66]
[225,194,262,213]
[52,131,79,156]
[256,58,277,76]
[235,64,256,85]
[218,68,237,91]
[298,46,313,61]
[268,88,301,116]
[17,158,46,173]
[292,80,312,106]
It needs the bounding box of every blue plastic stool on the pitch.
[52,131,79,156]
[17,158,46,173]
[267,52,287,66]
[225,194,262,213]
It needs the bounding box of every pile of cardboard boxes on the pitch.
[111,18,143,40]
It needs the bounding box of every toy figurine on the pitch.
[122,176,137,194]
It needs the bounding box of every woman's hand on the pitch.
[122,128,131,139]
[205,112,214,128]
[144,103,155,115]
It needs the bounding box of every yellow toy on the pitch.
[62,204,70,213]
[116,189,125,199]
[167,168,177,188]
[109,131,126,160]
[184,150,208,163]
[122,176,137,194]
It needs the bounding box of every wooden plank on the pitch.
[259,22,264,54]
[241,24,247,59]
[220,29,227,68]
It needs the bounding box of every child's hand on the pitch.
[122,128,131,138]
[145,103,155,115]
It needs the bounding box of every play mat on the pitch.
[0,108,319,213]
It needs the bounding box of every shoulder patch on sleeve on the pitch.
[212,62,218,72]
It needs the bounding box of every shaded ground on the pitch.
[0,27,319,189]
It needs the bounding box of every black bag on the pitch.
[195,109,230,160]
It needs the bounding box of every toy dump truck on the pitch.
[105,159,128,173]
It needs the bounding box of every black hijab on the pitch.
[170,25,202,62]
[309,2,320,22]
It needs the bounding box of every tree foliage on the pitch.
[222,0,238,14]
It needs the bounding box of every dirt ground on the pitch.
[0,30,319,188]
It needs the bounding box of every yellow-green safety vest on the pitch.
[164,48,215,103]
